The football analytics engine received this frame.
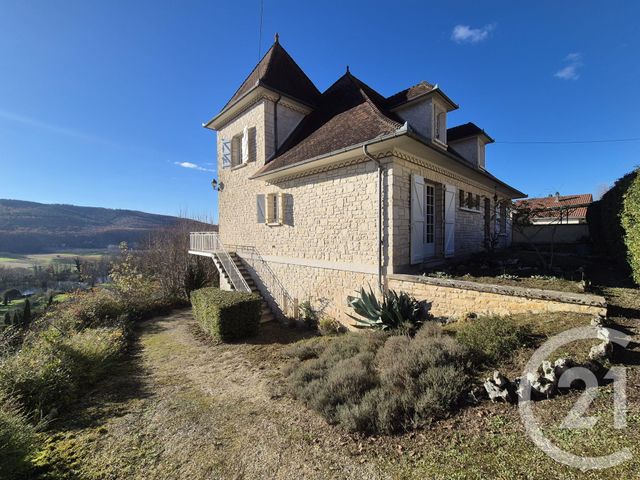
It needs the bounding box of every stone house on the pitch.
[189,37,526,323]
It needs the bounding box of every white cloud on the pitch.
[175,161,214,172]
[451,23,495,44]
[554,53,583,80]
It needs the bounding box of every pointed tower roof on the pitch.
[254,71,403,175]
[221,37,321,112]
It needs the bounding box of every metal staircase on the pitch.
[189,232,275,323]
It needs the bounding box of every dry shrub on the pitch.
[284,326,469,434]
[0,393,39,479]
[454,315,531,367]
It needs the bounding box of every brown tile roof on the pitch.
[515,194,593,218]
[254,71,403,175]
[447,122,494,143]
[386,81,435,108]
[221,41,321,111]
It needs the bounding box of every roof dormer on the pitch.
[447,122,494,169]
[386,82,458,147]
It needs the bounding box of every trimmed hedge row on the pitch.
[190,288,261,342]
[587,167,640,284]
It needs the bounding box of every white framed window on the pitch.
[459,189,481,212]
[222,126,257,169]
[264,192,285,225]
[435,108,446,144]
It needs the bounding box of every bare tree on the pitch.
[137,219,219,302]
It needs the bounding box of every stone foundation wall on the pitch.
[241,256,378,323]
[388,274,607,318]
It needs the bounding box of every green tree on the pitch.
[22,299,32,327]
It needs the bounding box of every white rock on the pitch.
[589,341,612,361]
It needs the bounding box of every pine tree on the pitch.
[22,299,32,328]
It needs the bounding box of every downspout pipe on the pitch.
[362,144,384,293]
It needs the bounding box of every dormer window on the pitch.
[435,108,447,144]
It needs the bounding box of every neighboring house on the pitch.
[189,37,525,322]
[515,193,593,224]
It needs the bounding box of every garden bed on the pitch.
[420,248,596,294]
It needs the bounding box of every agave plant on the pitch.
[347,287,432,332]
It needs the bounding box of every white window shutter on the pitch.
[410,174,425,264]
[241,126,249,164]
[256,194,265,223]
[278,193,285,224]
[222,139,231,168]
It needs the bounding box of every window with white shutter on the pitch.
[241,126,249,164]
[264,193,285,225]
[231,135,242,166]
[221,139,231,168]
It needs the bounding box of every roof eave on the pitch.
[404,131,526,199]
[203,84,314,131]
[251,128,409,181]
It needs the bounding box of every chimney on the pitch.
[555,192,560,202]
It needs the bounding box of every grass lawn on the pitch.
[0,250,107,269]
[35,284,640,479]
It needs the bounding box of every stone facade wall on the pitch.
[388,274,607,318]
[214,100,518,324]
[261,260,377,322]
[388,156,506,271]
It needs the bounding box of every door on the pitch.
[424,183,436,257]
[444,185,456,257]
[410,174,425,264]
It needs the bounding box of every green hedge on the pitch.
[190,288,261,342]
[587,167,640,284]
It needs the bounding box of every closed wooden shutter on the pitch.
[222,139,231,168]
[256,194,265,223]
[410,174,425,264]
[248,127,257,162]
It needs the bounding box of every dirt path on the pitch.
[44,310,389,480]
[42,306,640,480]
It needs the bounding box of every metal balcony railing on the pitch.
[189,232,250,293]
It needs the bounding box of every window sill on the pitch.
[433,138,448,149]
[230,163,248,171]
[459,207,481,214]
[266,222,282,227]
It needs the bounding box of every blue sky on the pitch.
[1,1,638,220]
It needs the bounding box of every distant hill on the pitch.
[0,199,214,253]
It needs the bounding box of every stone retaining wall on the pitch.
[388,274,607,318]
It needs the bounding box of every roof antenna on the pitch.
[257,0,264,60]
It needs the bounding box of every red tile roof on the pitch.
[515,194,593,218]
[221,40,321,111]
